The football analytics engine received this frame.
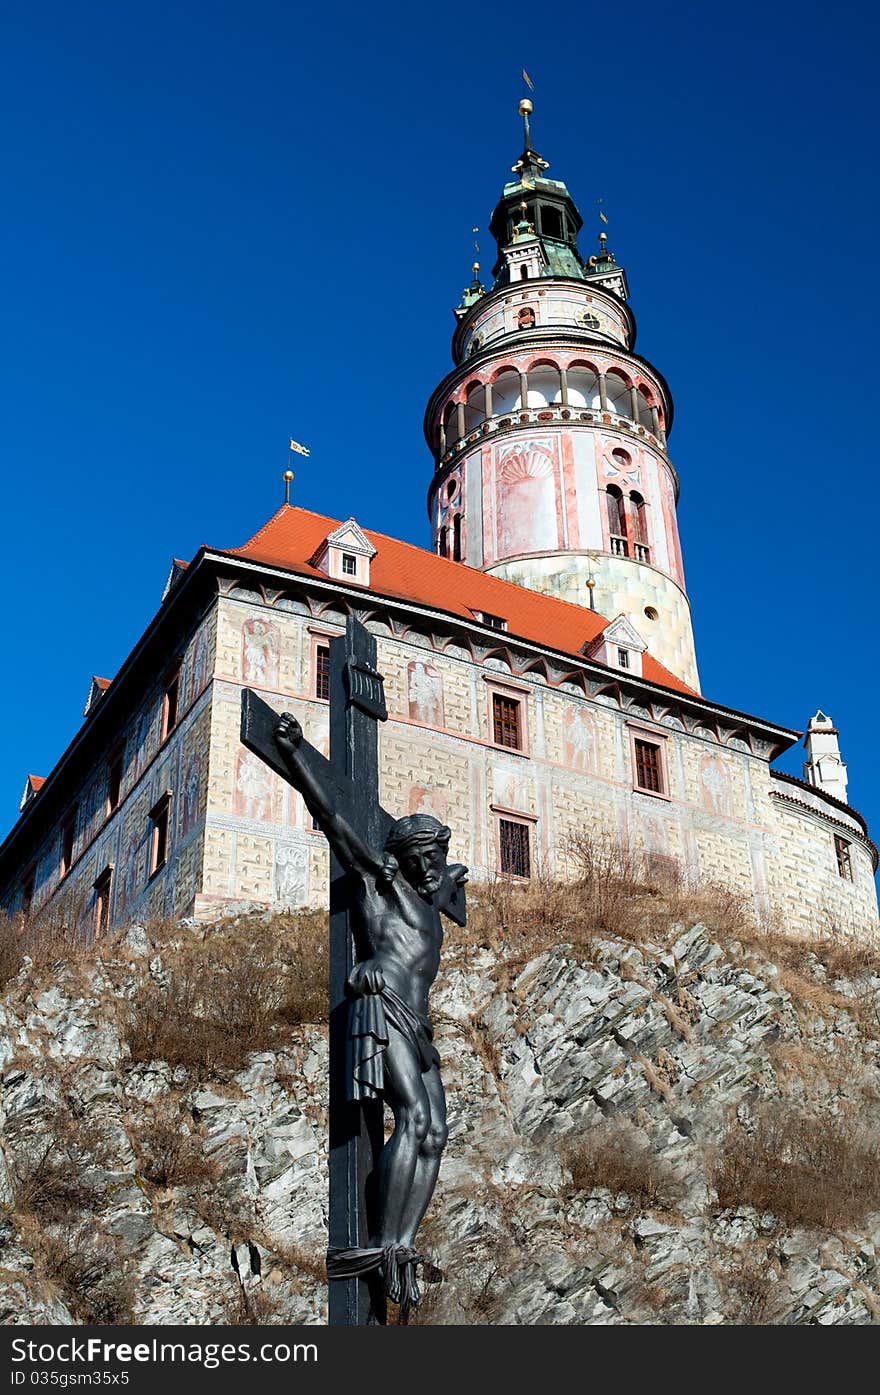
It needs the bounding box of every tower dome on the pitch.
[423,103,699,692]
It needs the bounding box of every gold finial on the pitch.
[283,468,294,505]
[599,231,607,246]
[518,98,533,116]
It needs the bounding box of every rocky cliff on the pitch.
[1,877,879,1325]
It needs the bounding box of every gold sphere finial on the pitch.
[519,98,533,116]
[599,231,607,244]
[283,469,294,483]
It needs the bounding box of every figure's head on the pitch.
[384,814,451,901]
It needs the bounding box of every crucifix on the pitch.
[240,616,467,1325]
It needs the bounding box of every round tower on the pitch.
[424,102,700,692]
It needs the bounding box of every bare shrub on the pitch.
[129,1102,217,1188]
[10,1108,115,1224]
[223,1284,291,1325]
[712,1104,880,1229]
[564,1122,681,1210]
[126,910,327,1074]
[565,830,648,940]
[39,1221,134,1323]
[0,913,23,986]
[725,1249,777,1324]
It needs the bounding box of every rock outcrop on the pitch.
[1,899,878,1325]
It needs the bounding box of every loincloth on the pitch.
[347,985,439,1102]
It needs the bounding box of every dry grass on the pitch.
[0,911,93,989]
[712,1103,880,1230]
[27,1219,133,1324]
[9,1107,115,1224]
[563,1122,681,1211]
[129,1101,217,1188]
[126,910,327,1074]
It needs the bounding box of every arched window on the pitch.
[566,364,601,409]
[443,400,459,448]
[636,387,654,431]
[492,369,521,415]
[452,513,463,562]
[605,371,631,418]
[518,306,536,328]
[606,485,627,555]
[526,363,561,408]
[438,526,448,559]
[629,491,650,561]
[464,381,485,433]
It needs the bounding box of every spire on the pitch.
[512,98,549,182]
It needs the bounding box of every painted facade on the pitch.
[1,106,877,944]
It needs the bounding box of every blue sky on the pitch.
[2,1,878,870]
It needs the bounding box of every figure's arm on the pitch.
[437,862,468,927]
[274,713,382,878]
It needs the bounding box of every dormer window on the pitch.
[477,611,507,631]
[312,518,377,587]
[585,615,648,679]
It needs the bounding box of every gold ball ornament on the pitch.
[283,469,294,483]
[518,98,533,115]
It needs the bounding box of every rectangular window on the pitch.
[634,738,663,794]
[149,794,171,876]
[618,648,630,669]
[93,867,113,937]
[492,693,522,750]
[834,835,853,881]
[22,865,36,918]
[342,553,357,576]
[60,808,77,877]
[315,645,331,701]
[161,667,181,741]
[106,745,124,816]
[499,818,531,878]
[480,612,508,631]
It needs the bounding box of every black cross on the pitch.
[240,616,392,1325]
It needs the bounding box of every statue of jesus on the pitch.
[274,711,467,1318]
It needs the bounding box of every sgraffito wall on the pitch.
[198,591,878,942]
[1,605,217,935]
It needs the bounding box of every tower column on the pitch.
[559,366,569,407]
[598,372,608,411]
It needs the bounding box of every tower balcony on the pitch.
[435,401,670,477]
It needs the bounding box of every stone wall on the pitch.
[198,590,879,941]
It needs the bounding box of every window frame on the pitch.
[341,552,358,577]
[493,809,537,880]
[628,724,670,800]
[106,741,125,818]
[148,791,172,877]
[485,677,530,755]
[308,627,338,703]
[60,807,77,878]
[161,663,182,743]
[93,864,114,937]
[834,834,853,881]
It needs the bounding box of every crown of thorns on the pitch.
[384,814,451,853]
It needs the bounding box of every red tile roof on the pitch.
[93,677,112,692]
[26,775,46,793]
[220,505,697,696]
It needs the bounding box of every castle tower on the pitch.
[803,711,849,804]
[424,102,700,692]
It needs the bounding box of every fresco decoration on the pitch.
[241,617,280,689]
[180,755,202,838]
[700,753,733,817]
[496,438,559,557]
[563,708,598,773]
[274,842,309,910]
[233,749,278,823]
[407,660,445,728]
[407,785,450,823]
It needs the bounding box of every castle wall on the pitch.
[1,606,217,936]
[197,590,878,942]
